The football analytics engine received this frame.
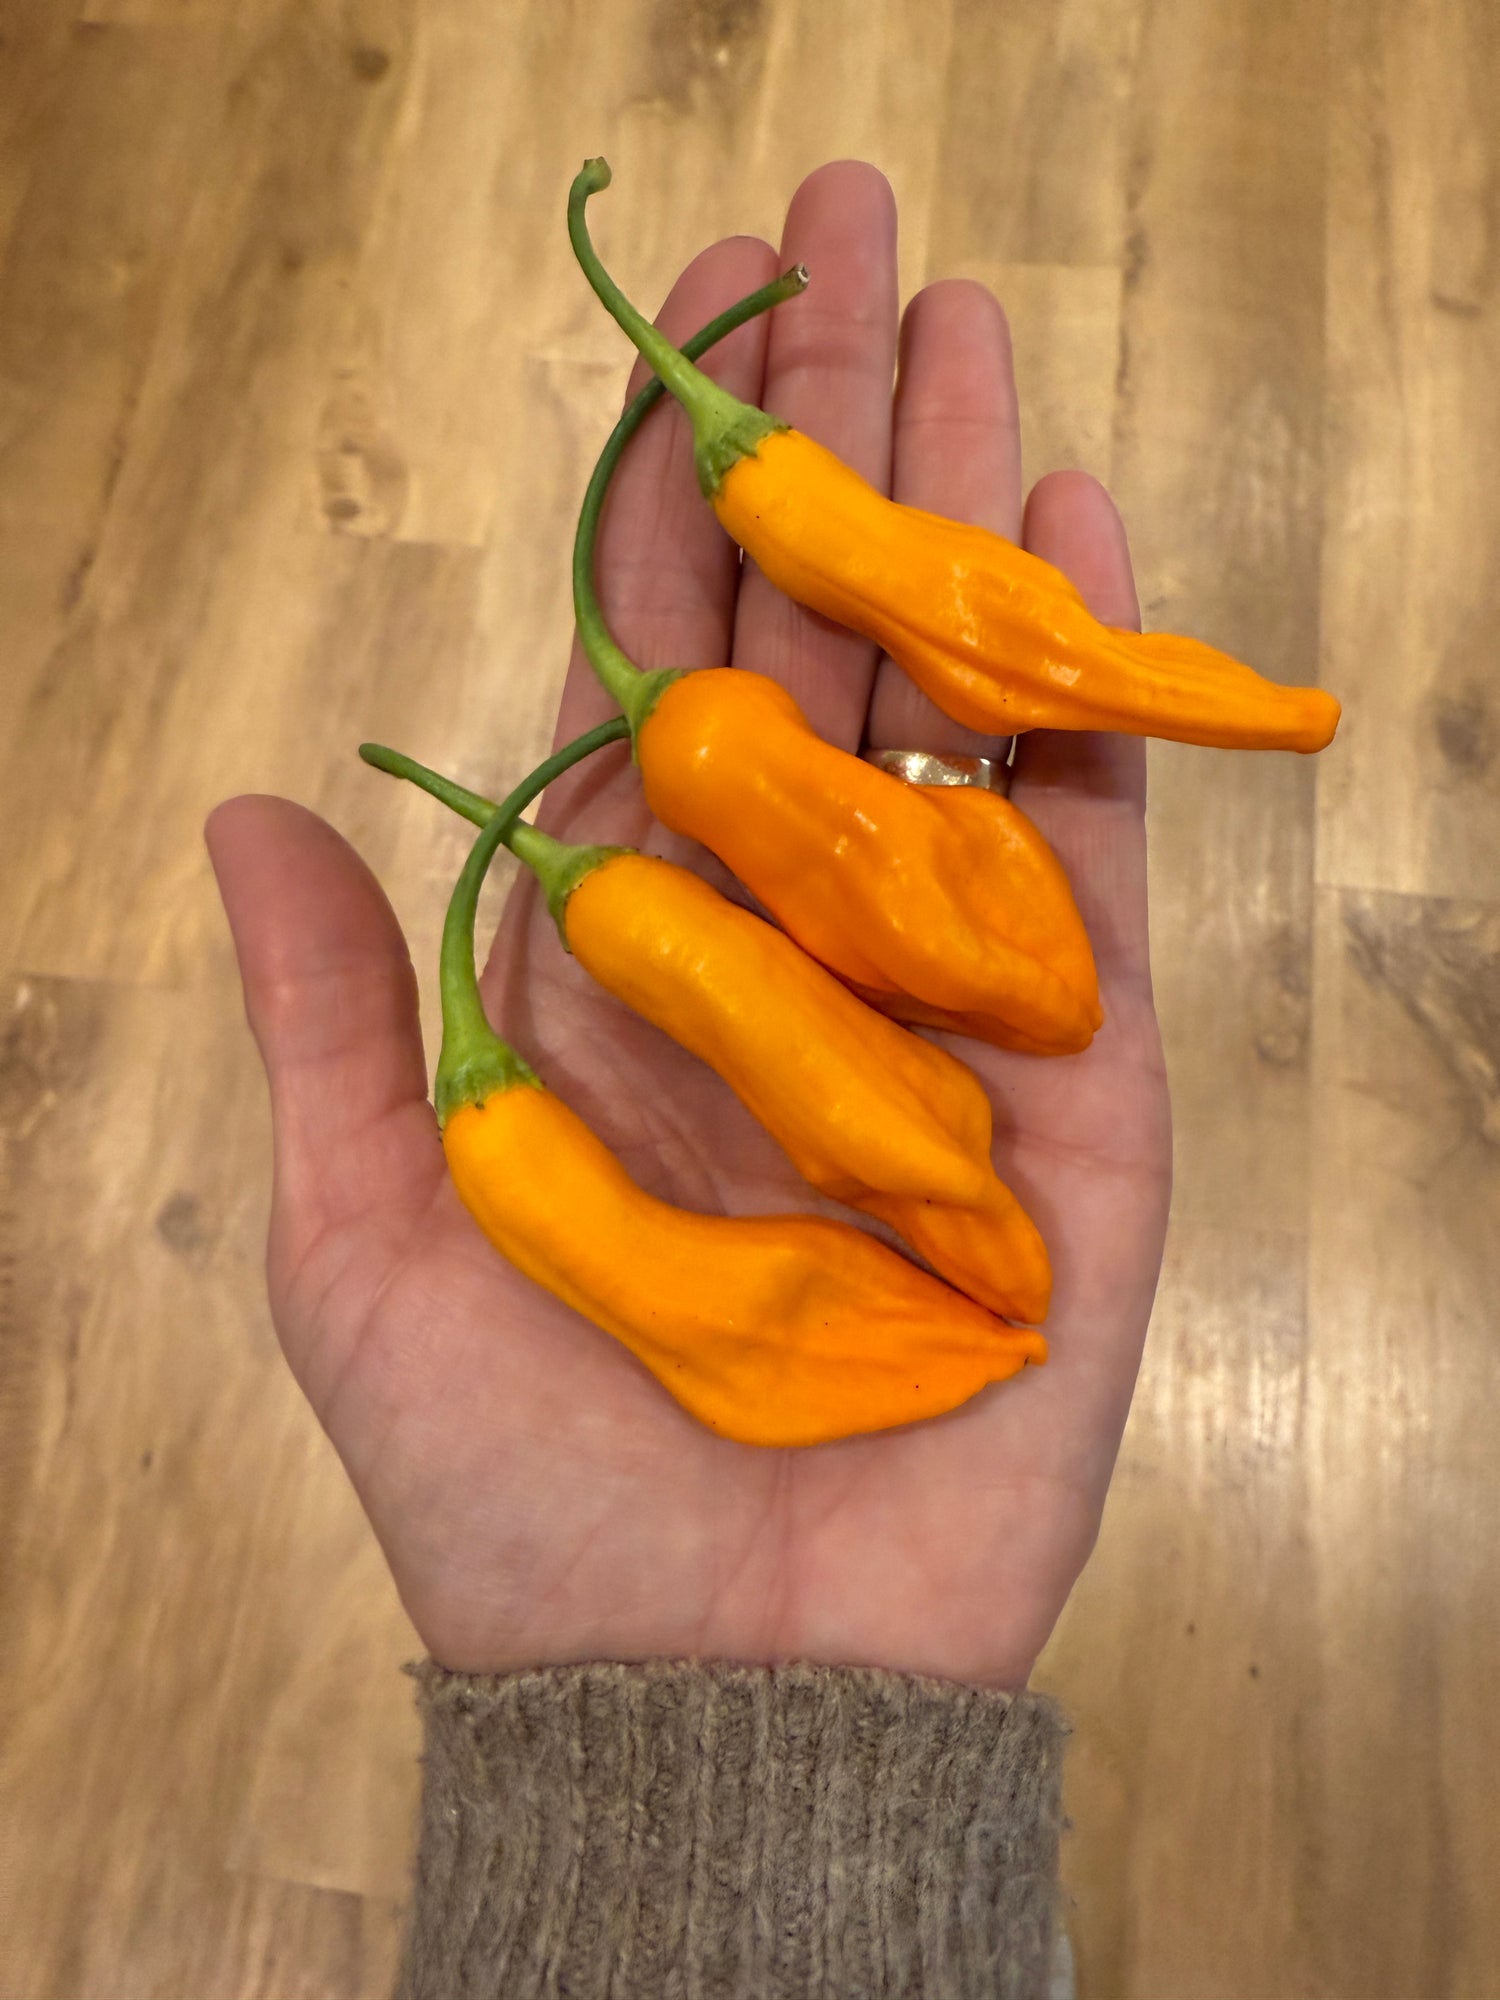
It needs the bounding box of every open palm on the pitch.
[209,163,1171,1692]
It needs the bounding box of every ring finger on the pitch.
[863,278,1024,766]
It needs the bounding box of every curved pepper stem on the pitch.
[421,719,631,1124]
[507,823,628,935]
[569,223,808,733]
[358,741,501,826]
[359,722,629,830]
[569,158,789,506]
[360,729,632,944]
[435,812,539,1127]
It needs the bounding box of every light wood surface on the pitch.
[2,2,1496,1995]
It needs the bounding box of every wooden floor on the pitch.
[2,1,1497,1995]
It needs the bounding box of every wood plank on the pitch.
[737,0,955,303]
[0,4,76,271]
[929,0,1143,269]
[1305,885,1500,1999]
[1318,0,1500,901]
[0,971,419,1996]
[1041,1219,1320,1997]
[123,1876,404,2000]
[1112,0,1328,1238]
[0,3,412,983]
[311,0,587,551]
[0,22,225,739]
[1034,1,1332,1993]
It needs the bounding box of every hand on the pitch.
[209,162,1171,1691]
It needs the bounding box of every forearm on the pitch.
[398,1658,1067,2000]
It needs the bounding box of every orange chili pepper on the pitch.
[431,771,1046,1448]
[569,158,1341,756]
[366,740,1053,1323]
[636,670,1100,1054]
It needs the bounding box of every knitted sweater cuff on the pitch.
[397,1657,1067,2000]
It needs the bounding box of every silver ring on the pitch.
[861,748,1010,792]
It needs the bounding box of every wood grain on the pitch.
[1305,887,1500,1999]
[929,0,1142,270]
[0,973,419,1998]
[1110,0,1329,1240]
[1,1,1497,1994]
[1032,8,1347,1994]
[0,19,224,741]
[1318,0,1500,902]
[1043,1219,1321,1993]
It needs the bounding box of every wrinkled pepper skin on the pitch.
[563,850,1052,1324]
[443,1088,1046,1448]
[636,669,1102,1054]
[713,430,1341,753]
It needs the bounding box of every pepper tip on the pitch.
[1309,691,1342,751]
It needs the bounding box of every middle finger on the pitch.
[730,160,900,749]
[864,277,1025,762]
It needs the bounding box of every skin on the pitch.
[208,161,1172,1691]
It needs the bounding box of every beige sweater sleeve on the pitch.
[397,1658,1067,2000]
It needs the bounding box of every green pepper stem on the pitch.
[571,249,809,734]
[358,742,498,826]
[361,736,634,947]
[507,822,629,934]
[569,158,788,503]
[360,719,629,830]
[425,718,631,1123]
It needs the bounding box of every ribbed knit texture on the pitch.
[396,1658,1067,2000]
